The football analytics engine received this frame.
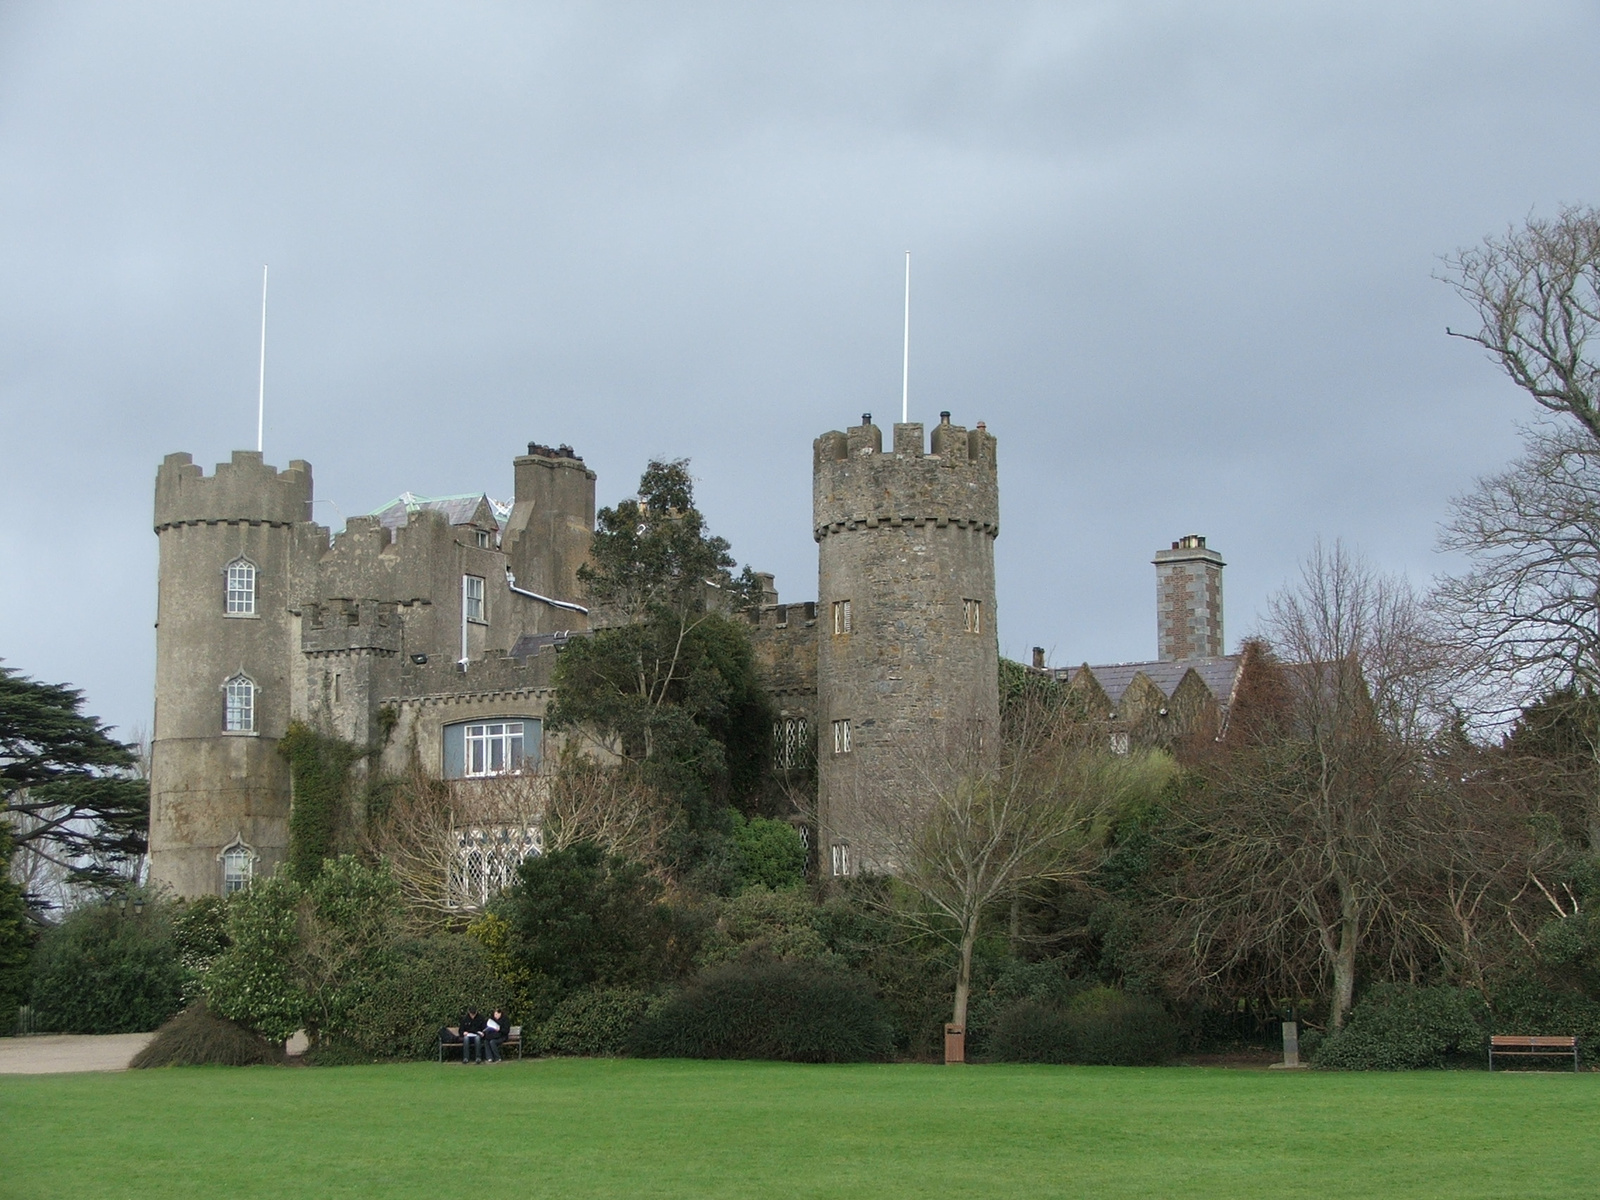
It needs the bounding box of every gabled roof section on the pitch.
[1053,655,1243,706]
[368,492,511,534]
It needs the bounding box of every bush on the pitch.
[989,986,1177,1066]
[630,961,893,1063]
[536,988,659,1056]
[500,841,694,1015]
[29,895,186,1034]
[337,935,510,1060]
[130,1000,282,1068]
[730,815,807,892]
[205,856,404,1046]
[1313,984,1487,1070]
[695,887,834,969]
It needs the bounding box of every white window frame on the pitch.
[832,718,851,755]
[223,674,257,733]
[219,838,257,894]
[831,843,851,877]
[775,716,811,770]
[832,599,852,635]
[1109,729,1131,756]
[463,574,486,624]
[464,720,526,777]
[964,598,982,633]
[448,825,542,909]
[224,558,257,617]
[475,529,490,549]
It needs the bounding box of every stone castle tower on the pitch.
[149,450,313,895]
[812,412,1000,874]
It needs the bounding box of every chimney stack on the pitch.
[1153,535,1225,661]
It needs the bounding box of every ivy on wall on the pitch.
[280,723,363,882]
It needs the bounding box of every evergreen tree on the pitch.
[0,663,148,897]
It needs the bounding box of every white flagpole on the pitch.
[901,252,910,424]
[257,265,268,454]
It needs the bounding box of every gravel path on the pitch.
[0,1033,155,1074]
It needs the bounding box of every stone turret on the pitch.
[149,451,314,897]
[501,443,596,606]
[1154,534,1225,661]
[813,412,1000,875]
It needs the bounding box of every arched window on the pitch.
[225,558,257,616]
[224,674,256,733]
[219,838,257,894]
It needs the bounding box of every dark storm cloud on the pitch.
[3,1,1599,736]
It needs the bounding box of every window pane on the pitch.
[226,561,257,615]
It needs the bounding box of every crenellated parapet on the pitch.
[154,450,312,531]
[300,599,404,655]
[813,414,998,542]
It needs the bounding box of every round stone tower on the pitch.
[813,412,999,875]
[149,450,313,897]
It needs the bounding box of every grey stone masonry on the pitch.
[1154,535,1225,661]
[814,412,1000,875]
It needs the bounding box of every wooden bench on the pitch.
[1489,1035,1578,1072]
[438,1024,523,1062]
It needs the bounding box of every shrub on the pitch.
[1314,984,1487,1070]
[499,841,695,1012]
[989,986,1177,1066]
[536,988,659,1057]
[130,1000,282,1068]
[695,887,834,969]
[730,815,806,892]
[630,961,893,1063]
[337,935,510,1060]
[205,856,404,1046]
[29,895,186,1034]
[964,956,1079,1056]
[171,895,230,1005]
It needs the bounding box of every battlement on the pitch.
[154,450,313,530]
[813,413,998,540]
[300,599,404,654]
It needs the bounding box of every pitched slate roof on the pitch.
[1053,655,1243,706]
[368,492,511,533]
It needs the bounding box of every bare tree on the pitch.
[1445,206,1600,445]
[1433,426,1600,841]
[1165,543,1447,1029]
[366,753,677,921]
[865,690,1172,1045]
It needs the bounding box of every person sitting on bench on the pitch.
[483,1008,508,1063]
[460,1007,487,1063]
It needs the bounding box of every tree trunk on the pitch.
[1330,890,1359,1030]
[952,917,978,1030]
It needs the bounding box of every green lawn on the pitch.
[2,1058,1596,1199]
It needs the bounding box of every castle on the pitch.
[148,415,1239,898]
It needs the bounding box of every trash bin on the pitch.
[945,1023,965,1064]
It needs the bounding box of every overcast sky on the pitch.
[3,1,1599,740]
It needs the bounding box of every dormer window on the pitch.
[224,674,257,733]
[225,559,257,616]
[475,529,490,548]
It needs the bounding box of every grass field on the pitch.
[2,1058,1597,1199]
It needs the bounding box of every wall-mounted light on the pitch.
[410,654,429,665]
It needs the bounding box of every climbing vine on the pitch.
[280,723,363,882]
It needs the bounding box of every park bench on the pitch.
[1488,1035,1578,1072]
[437,1024,523,1062]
